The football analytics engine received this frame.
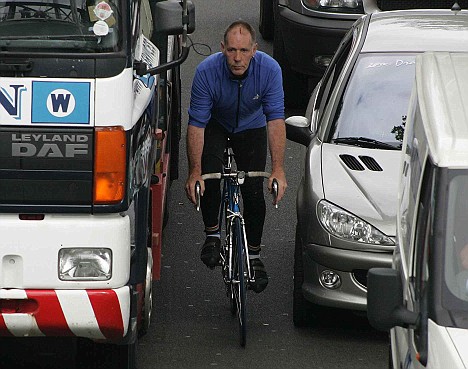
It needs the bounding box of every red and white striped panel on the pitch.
[0,287,130,339]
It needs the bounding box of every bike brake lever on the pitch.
[195,181,201,212]
[272,179,279,209]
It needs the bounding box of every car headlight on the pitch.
[305,0,361,11]
[317,200,394,245]
[59,248,112,281]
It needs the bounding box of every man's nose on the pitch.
[234,50,242,60]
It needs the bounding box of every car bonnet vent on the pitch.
[339,154,365,171]
[358,155,383,171]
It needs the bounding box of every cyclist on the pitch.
[185,20,287,293]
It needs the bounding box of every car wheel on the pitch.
[273,14,308,109]
[388,342,394,369]
[259,0,274,40]
[293,226,314,327]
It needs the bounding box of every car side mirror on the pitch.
[285,116,313,146]
[367,268,419,331]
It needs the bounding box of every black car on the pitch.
[259,0,468,108]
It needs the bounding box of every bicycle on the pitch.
[195,145,278,347]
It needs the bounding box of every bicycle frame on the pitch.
[195,145,277,347]
[218,151,253,286]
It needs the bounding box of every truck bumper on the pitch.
[0,287,130,340]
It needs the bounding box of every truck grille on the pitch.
[0,127,94,208]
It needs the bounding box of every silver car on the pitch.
[260,0,468,108]
[286,8,468,327]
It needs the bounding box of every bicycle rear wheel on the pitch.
[232,217,247,347]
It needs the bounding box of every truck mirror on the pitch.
[152,0,195,35]
[367,268,419,331]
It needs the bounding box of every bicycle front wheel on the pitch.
[232,217,247,347]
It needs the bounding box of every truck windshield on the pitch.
[0,0,121,52]
[444,172,468,309]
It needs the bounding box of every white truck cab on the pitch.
[0,0,195,367]
[367,51,468,369]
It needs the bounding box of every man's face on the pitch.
[461,244,468,269]
[221,27,257,76]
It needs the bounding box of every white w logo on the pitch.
[47,89,76,117]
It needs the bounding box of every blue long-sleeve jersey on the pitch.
[188,50,285,133]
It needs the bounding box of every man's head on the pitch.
[221,20,257,77]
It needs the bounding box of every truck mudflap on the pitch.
[0,286,130,340]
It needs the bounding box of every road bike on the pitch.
[195,146,278,347]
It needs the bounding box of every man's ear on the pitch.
[221,41,225,53]
[252,42,258,55]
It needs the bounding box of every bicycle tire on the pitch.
[233,217,247,347]
[222,199,237,316]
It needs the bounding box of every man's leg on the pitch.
[199,121,228,268]
[231,127,268,292]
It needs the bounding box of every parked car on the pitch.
[260,0,468,108]
[286,8,468,327]
[368,51,468,369]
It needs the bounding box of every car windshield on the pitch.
[331,53,416,150]
[444,172,468,309]
[0,0,121,52]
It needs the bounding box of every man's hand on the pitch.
[268,169,287,205]
[185,173,205,205]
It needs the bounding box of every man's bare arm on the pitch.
[267,118,287,203]
[185,125,205,204]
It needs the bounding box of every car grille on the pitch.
[352,269,368,288]
[377,0,468,10]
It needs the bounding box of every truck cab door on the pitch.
[396,163,434,369]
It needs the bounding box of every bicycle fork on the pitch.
[226,211,254,285]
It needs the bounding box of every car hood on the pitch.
[321,143,401,237]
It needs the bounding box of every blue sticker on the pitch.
[32,81,91,124]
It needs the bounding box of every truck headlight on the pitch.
[59,248,112,281]
[317,200,394,245]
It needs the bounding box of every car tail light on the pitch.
[94,126,126,204]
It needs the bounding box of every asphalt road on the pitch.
[138,1,389,368]
[0,1,389,368]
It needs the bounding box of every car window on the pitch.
[445,173,468,302]
[315,34,353,123]
[330,53,416,149]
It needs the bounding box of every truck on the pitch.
[367,51,468,369]
[0,0,195,367]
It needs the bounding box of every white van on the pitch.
[367,51,468,369]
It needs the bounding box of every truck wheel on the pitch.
[139,247,153,337]
[259,0,274,40]
[273,15,308,109]
[115,341,137,369]
[76,338,137,369]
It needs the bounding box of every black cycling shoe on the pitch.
[200,236,221,269]
[249,258,268,293]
